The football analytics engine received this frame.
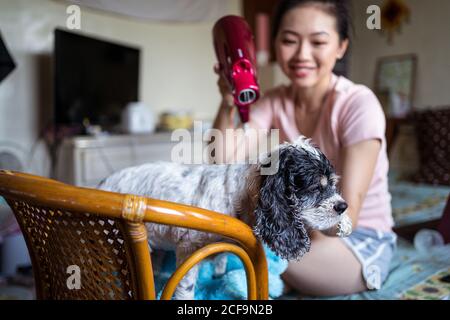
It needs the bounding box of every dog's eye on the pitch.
[309,185,321,194]
[330,174,340,186]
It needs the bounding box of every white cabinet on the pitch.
[55,132,206,187]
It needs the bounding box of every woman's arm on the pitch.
[340,139,381,226]
[210,95,253,164]
[209,64,268,164]
[211,70,239,133]
[323,139,381,236]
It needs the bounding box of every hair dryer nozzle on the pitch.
[238,89,257,105]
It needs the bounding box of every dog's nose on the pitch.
[334,201,348,215]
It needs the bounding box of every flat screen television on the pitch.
[54,29,140,134]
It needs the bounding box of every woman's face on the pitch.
[275,5,349,89]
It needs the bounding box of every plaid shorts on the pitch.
[341,227,397,290]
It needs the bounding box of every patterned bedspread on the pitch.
[279,174,450,300]
[281,238,450,300]
[389,173,450,227]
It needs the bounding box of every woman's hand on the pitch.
[214,63,235,108]
[322,214,353,237]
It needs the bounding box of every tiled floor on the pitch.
[0,275,35,300]
[0,284,34,299]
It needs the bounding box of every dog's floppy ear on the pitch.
[253,146,311,260]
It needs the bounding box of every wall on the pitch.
[1,0,448,177]
[349,0,450,175]
[260,0,450,110]
[349,0,450,110]
[0,0,241,176]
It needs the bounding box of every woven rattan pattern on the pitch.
[8,200,135,300]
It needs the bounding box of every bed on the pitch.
[281,238,450,300]
[281,172,450,300]
[389,171,450,229]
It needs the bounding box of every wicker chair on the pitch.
[0,170,268,300]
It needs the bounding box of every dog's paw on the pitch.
[336,214,352,237]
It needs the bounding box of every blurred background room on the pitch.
[0,0,449,299]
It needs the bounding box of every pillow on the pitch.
[412,107,450,186]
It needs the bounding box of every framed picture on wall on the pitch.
[374,54,417,118]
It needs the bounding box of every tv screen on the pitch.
[54,29,140,133]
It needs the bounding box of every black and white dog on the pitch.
[98,136,352,299]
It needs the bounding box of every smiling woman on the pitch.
[211,0,397,297]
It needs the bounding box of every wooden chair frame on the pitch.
[0,170,268,300]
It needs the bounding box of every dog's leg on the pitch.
[213,254,228,278]
[173,245,199,300]
[151,249,167,273]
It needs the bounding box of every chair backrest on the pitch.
[0,170,268,300]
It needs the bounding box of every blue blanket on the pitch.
[153,246,288,300]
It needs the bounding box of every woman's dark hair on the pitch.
[271,0,353,42]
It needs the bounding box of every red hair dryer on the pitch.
[213,15,260,123]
